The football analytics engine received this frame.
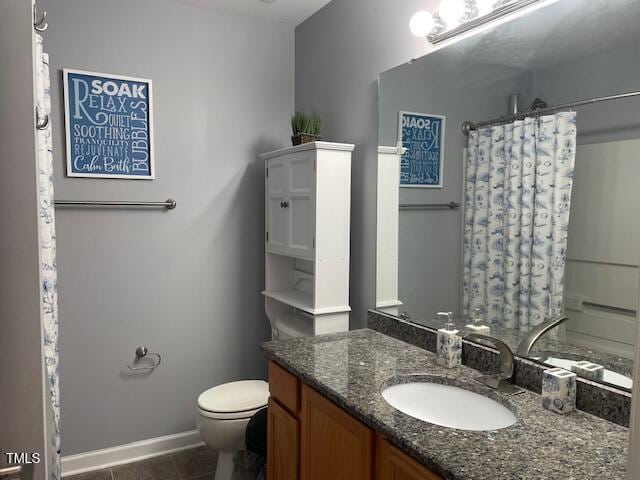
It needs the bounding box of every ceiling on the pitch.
[168,0,332,24]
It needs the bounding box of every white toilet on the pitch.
[196,380,269,480]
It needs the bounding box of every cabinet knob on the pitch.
[281,201,289,208]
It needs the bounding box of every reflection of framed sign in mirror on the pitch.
[398,111,445,188]
[63,69,154,179]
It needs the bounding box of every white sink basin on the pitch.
[381,382,517,431]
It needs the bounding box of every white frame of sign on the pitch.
[63,68,155,179]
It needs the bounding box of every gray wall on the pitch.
[295,0,436,328]
[0,2,48,478]
[379,58,532,322]
[532,46,640,144]
[40,0,293,455]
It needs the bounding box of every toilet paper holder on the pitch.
[127,346,162,372]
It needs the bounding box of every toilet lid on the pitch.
[198,380,269,414]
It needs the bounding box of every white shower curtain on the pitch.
[462,112,577,332]
[35,32,60,480]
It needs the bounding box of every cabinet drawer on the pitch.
[269,360,300,415]
[375,434,441,480]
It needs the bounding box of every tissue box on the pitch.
[436,330,462,369]
[571,361,605,381]
[542,368,577,414]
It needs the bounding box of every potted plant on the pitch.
[291,111,322,146]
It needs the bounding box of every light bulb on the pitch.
[475,0,496,15]
[438,0,467,28]
[409,11,435,37]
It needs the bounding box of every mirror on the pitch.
[376,0,640,391]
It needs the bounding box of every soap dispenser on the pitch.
[436,312,462,369]
[465,308,491,334]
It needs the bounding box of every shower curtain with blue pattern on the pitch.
[35,32,60,480]
[462,112,577,332]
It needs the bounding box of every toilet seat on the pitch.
[197,405,265,420]
[197,380,269,420]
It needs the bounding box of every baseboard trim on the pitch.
[61,430,204,477]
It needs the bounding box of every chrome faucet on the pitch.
[460,332,524,395]
[515,315,569,357]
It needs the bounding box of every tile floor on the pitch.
[66,446,218,480]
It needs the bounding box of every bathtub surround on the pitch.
[40,0,293,457]
[368,309,632,426]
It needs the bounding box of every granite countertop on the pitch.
[262,329,629,480]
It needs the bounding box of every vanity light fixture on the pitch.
[410,0,557,45]
[438,0,470,29]
[409,11,435,37]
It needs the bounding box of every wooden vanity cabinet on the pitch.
[269,360,300,415]
[375,434,441,480]
[267,360,441,480]
[267,398,299,480]
[267,361,300,480]
[301,384,374,480]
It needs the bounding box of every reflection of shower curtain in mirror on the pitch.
[35,33,60,479]
[462,113,577,332]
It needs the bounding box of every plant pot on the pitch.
[291,133,322,146]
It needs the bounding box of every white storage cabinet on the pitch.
[261,142,354,337]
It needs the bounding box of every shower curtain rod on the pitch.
[462,89,640,135]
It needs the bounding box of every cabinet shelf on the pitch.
[262,289,352,316]
[262,289,314,314]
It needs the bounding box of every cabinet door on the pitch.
[268,398,299,480]
[375,434,441,480]
[287,153,315,259]
[301,384,373,480]
[266,157,289,253]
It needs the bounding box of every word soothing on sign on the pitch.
[63,69,154,179]
[398,111,445,188]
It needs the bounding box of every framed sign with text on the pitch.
[63,69,154,179]
[398,111,445,188]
